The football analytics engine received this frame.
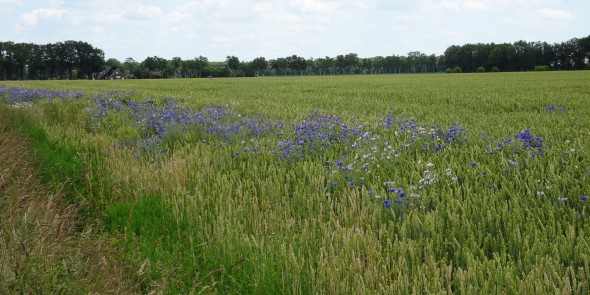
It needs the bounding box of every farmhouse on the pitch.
[94,66,127,80]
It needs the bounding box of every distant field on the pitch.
[1,71,590,294]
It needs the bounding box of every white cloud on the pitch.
[462,0,489,11]
[19,8,65,26]
[290,0,340,14]
[124,4,162,20]
[424,0,461,12]
[535,8,574,21]
[422,0,565,13]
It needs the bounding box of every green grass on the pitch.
[2,71,590,294]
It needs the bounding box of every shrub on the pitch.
[491,66,500,72]
[476,66,485,73]
[535,65,549,71]
[453,66,462,73]
[445,68,453,74]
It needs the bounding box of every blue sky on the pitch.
[1,0,588,62]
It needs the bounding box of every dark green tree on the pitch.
[251,57,268,76]
[226,55,241,76]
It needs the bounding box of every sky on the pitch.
[1,0,588,62]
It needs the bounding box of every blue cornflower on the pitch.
[384,200,391,208]
[483,171,488,176]
[349,181,355,186]
[488,185,494,189]
[470,162,477,167]
[581,196,587,201]
[368,189,373,195]
[332,182,338,187]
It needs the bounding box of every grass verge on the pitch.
[0,106,136,293]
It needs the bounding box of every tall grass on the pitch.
[1,71,590,293]
[0,107,138,293]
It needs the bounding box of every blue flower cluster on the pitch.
[483,129,545,157]
[85,93,282,157]
[383,115,467,152]
[0,86,84,107]
[545,104,566,113]
[6,87,580,221]
[274,112,365,160]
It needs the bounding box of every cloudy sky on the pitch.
[1,0,588,62]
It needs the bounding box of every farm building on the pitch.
[93,66,127,80]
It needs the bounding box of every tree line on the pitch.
[0,40,105,80]
[1,35,588,80]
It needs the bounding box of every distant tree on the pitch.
[427,54,439,72]
[373,56,385,74]
[106,58,123,69]
[28,44,47,79]
[443,45,461,72]
[251,57,268,76]
[60,41,81,79]
[407,51,426,73]
[226,55,240,76]
[335,55,346,74]
[476,66,485,73]
[142,56,168,78]
[343,53,360,74]
[579,35,590,68]
[169,57,183,78]
[76,41,104,79]
[122,57,139,77]
[270,58,288,75]
[491,66,500,72]
[453,66,462,73]
[184,56,210,78]
[202,65,230,77]
[286,55,307,75]
[316,56,335,75]
[10,42,32,80]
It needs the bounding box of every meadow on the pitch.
[1,71,590,294]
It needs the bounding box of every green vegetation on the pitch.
[1,71,590,293]
[1,34,589,80]
[535,65,550,71]
[0,107,134,293]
